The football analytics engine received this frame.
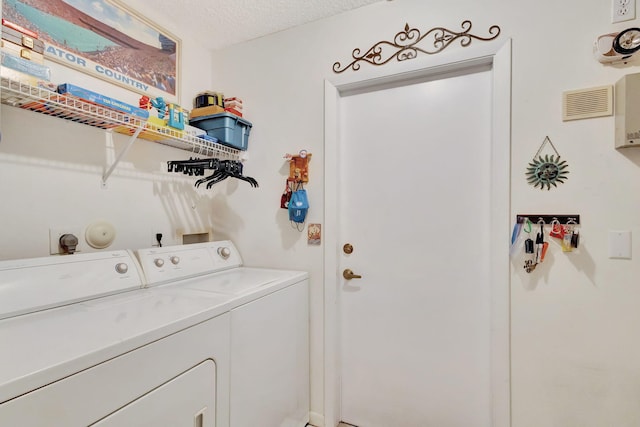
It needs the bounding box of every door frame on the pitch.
[323,39,512,427]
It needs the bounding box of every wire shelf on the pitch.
[0,77,241,160]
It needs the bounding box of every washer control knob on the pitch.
[115,263,128,274]
[170,256,180,265]
[154,258,165,268]
[218,247,231,259]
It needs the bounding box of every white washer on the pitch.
[0,250,233,427]
[135,241,310,427]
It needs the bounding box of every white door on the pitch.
[338,66,493,427]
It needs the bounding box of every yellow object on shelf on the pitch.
[190,105,226,119]
[114,116,184,142]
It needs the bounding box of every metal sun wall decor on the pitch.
[526,136,570,190]
[332,20,501,73]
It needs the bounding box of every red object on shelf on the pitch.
[225,107,243,117]
[2,19,38,39]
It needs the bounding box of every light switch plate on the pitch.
[608,230,632,259]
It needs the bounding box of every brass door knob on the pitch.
[343,269,362,280]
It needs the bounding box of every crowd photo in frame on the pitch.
[3,0,181,100]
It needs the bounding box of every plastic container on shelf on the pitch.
[189,112,252,151]
[197,134,219,144]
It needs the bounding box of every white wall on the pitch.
[0,33,221,259]
[207,0,640,426]
[4,0,640,425]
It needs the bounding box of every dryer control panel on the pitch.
[136,240,243,287]
[208,241,243,266]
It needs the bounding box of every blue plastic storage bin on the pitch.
[189,112,252,151]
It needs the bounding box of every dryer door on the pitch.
[93,360,215,426]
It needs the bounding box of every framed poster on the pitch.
[2,0,180,101]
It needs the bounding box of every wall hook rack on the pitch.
[516,214,580,225]
[514,214,582,273]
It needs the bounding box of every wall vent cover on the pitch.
[562,85,613,121]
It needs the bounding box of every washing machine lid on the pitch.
[172,267,307,295]
[0,250,143,321]
[0,284,233,403]
[136,241,308,299]
[155,267,309,308]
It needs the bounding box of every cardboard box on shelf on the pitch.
[114,116,192,143]
[1,24,45,54]
[2,19,38,39]
[57,83,149,119]
[1,51,50,86]
[224,107,243,117]
[2,39,45,63]
[190,105,226,119]
[223,99,243,110]
[184,124,206,138]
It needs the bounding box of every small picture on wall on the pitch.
[308,224,321,245]
[2,0,180,100]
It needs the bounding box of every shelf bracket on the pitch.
[101,126,144,187]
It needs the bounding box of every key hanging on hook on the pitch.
[562,218,578,252]
[534,219,543,264]
[549,217,564,239]
[523,218,534,254]
[535,220,549,263]
[523,218,536,273]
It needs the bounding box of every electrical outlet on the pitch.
[613,0,636,23]
[151,229,164,248]
[50,227,83,254]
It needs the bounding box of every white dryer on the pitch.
[135,240,310,427]
[0,250,233,427]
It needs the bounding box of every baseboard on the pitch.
[308,411,325,427]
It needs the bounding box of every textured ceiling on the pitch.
[123,0,385,51]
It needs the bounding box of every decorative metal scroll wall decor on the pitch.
[332,20,501,73]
